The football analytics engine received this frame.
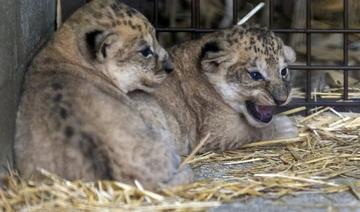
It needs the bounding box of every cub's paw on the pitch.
[162,166,194,188]
[263,115,299,140]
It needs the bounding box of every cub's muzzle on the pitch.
[269,84,290,106]
[162,57,174,74]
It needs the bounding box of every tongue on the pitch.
[255,105,274,120]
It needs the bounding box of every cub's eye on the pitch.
[139,47,153,58]
[249,71,264,81]
[280,68,289,78]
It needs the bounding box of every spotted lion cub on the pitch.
[154,26,298,155]
[14,0,192,189]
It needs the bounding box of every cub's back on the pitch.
[15,70,151,181]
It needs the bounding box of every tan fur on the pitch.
[14,0,193,190]
[154,26,298,155]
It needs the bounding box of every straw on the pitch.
[237,2,266,25]
[2,109,360,211]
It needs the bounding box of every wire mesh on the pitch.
[153,0,360,111]
[64,0,360,111]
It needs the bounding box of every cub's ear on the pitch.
[284,45,296,64]
[200,41,229,72]
[86,30,122,62]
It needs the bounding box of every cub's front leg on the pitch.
[126,91,195,188]
[259,115,299,141]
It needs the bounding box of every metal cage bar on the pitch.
[154,0,159,38]
[268,0,273,28]
[289,65,360,70]
[156,28,360,33]
[232,0,238,25]
[343,0,349,100]
[305,0,312,107]
[191,0,200,39]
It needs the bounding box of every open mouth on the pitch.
[245,101,274,123]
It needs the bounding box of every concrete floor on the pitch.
[194,163,360,212]
[212,193,360,212]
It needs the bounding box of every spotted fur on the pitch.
[154,26,298,154]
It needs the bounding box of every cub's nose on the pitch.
[163,57,174,74]
[274,99,287,106]
[271,85,289,106]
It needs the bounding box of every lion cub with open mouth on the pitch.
[14,0,192,190]
[154,26,298,155]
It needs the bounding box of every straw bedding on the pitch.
[1,107,360,211]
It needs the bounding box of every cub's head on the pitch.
[65,0,172,93]
[201,26,296,128]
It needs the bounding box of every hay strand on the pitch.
[179,133,211,169]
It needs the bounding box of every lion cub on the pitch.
[14,0,192,189]
[154,26,298,155]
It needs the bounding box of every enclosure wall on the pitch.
[0,0,55,176]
